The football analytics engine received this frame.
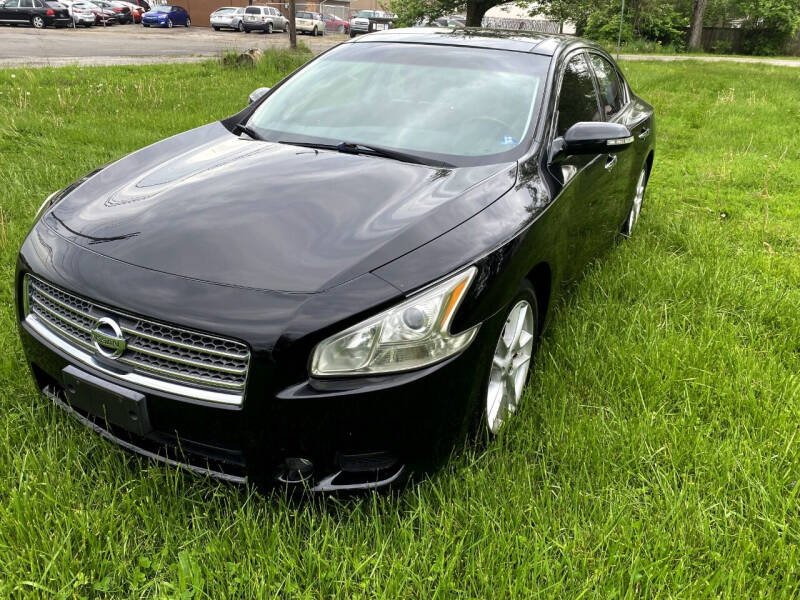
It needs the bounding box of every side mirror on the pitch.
[549,122,633,163]
[248,87,271,104]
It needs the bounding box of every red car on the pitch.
[323,13,348,33]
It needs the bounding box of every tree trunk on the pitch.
[688,0,708,51]
[288,0,297,50]
[465,0,490,27]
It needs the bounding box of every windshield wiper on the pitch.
[234,121,264,141]
[278,140,453,168]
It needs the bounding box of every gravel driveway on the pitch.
[0,25,342,67]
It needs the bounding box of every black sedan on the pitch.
[16,29,655,492]
[0,0,70,28]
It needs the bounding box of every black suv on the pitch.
[0,0,70,28]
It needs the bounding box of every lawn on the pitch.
[0,52,799,598]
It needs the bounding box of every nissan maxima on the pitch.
[16,29,655,492]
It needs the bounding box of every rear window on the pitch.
[245,6,259,13]
[214,7,234,13]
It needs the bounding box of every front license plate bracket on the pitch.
[62,365,152,437]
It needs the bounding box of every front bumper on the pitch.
[16,223,488,490]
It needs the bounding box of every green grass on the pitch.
[1,53,799,598]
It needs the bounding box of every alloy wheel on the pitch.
[32,15,44,28]
[267,21,272,33]
[185,18,190,27]
[337,24,344,33]
[626,167,647,236]
[167,18,172,27]
[486,300,534,434]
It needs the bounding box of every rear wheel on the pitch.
[31,15,45,28]
[483,281,538,435]
[311,25,317,35]
[237,20,243,31]
[244,26,250,33]
[212,25,219,30]
[184,17,190,27]
[266,21,272,33]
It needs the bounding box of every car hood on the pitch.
[46,122,517,293]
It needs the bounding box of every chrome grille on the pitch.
[24,275,250,405]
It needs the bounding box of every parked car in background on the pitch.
[242,5,286,34]
[348,9,394,37]
[112,0,144,22]
[94,0,131,22]
[323,12,348,33]
[124,0,147,10]
[91,1,115,23]
[141,3,188,27]
[0,0,71,28]
[420,15,465,27]
[295,10,323,35]
[210,5,243,31]
[59,0,96,25]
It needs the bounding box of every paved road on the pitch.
[0,25,342,67]
[1,26,799,68]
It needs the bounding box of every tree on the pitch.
[688,0,708,50]
[391,0,505,27]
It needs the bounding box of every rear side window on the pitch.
[245,6,259,13]
[589,54,624,118]
[556,54,600,137]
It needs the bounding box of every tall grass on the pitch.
[0,56,798,598]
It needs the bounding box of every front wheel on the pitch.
[212,25,219,30]
[483,281,538,435]
[31,15,45,28]
[166,18,172,27]
[244,27,250,33]
[237,20,243,31]
[622,166,648,237]
[337,24,344,33]
[266,21,272,33]
[311,25,317,36]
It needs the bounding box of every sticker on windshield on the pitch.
[501,135,518,146]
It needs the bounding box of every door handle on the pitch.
[638,127,650,140]
[605,154,618,171]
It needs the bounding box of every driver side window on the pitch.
[556,54,601,138]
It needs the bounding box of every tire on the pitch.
[185,17,190,27]
[311,25,317,36]
[266,21,272,33]
[337,24,344,33]
[31,15,45,28]
[167,18,172,27]
[349,31,355,38]
[244,27,250,33]
[479,280,538,436]
[213,25,219,30]
[237,20,243,31]
[622,165,649,237]
[142,23,149,26]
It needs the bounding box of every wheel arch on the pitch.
[525,261,551,334]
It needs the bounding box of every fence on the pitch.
[687,26,800,56]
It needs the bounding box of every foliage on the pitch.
[737,0,800,54]
[1,58,800,597]
[581,0,688,47]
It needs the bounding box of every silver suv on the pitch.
[242,5,287,34]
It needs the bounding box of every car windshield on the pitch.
[356,11,375,17]
[247,42,548,166]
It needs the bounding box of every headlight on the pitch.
[311,267,479,376]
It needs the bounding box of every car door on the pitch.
[0,0,17,22]
[587,52,638,235]
[551,51,613,278]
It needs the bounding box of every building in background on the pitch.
[483,2,575,34]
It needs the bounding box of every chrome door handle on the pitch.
[605,155,618,171]
[638,127,650,140]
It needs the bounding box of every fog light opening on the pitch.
[276,457,314,484]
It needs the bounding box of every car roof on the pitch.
[351,27,596,56]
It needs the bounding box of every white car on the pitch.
[349,10,395,37]
[210,5,243,31]
[59,0,97,25]
[294,10,323,35]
